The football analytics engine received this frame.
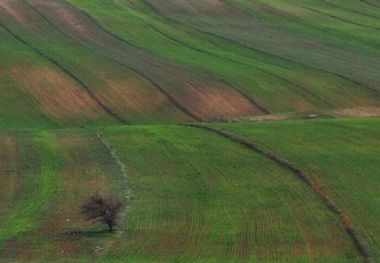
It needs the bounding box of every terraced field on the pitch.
[0,0,380,262]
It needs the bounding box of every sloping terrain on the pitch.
[0,0,379,128]
[1,124,372,262]
[0,0,380,262]
[215,118,380,260]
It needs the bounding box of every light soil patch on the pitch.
[10,66,107,120]
[31,0,98,42]
[186,85,258,119]
[247,114,289,122]
[0,0,35,28]
[92,68,167,114]
[177,82,259,120]
[332,107,380,117]
[164,69,260,120]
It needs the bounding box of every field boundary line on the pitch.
[23,0,200,122]
[137,14,331,109]
[318,0,380,20]
[185,123,374,263]
[135,22,270,114]
[62,0,332,112]
[360,0,380,8]
[298,5,380,31]
[59,0,201,121]
[0,21,129,125]
[141,0,380,97]
[96,133,131,228]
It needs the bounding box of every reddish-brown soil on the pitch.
[332,107,380,117]
[10,66,107,120]
[90,67,168,114]
[0,0,35,28]
[30,0,100,43]
[179,84,259,120]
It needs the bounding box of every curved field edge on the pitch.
[0,0,378,128]
[0,129,126,262]
[0,119,376,262]
[98,124,359,262]
[66,0,380,112]
[0,131,63,244]
[213,117,380,261]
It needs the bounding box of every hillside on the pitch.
[0,0,379,262]
[1,0,380,127]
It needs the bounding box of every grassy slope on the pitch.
[0,1,191,127]
[0,129,125,262]
[141,0,380,88]
[2,0,378,125]
[215,117,380,259]
[68,0,380,113]
[100,125,358,262]
[0,131,63,253]
[0,0,379,262]
[1,120,379,262]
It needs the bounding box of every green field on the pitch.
[215,118,380,260]
[0,0,379,262]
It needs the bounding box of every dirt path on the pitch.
[96,133,131,224]
[186,124,375,263]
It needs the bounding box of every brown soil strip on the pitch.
[0,21,129,125]
[142,19,330,109]
[24,0,200,122]
[186,124,374,263]
[145,2,380,99]
[10,67,105,119]
[0,0,34,28]
[158,67,262,120]
[332,107,380,118]
[136,26,269,115]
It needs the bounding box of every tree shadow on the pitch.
[65,229,112,238]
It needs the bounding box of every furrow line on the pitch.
[135,12,333,109]
[193,26,380,98]
[185,124,375,263]
[0,21,129,125]
[360,0,380,8]
[140,0,380,99]
[318,0,380,19]
[299,5,380,31]
[202,1,380,92]
[61,0,331,111]
[28,0,201,122]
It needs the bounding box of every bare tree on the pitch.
[81,193,123,232]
